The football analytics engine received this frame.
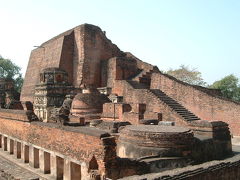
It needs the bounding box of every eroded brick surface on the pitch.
[1,23,240,179]
[151,72,240,136]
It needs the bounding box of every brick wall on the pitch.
[59,31,74,84]
[0,109,117,177]
[125,52,155,72]
[102,103,123,120]
[104,57,138,88]
[21,35,65,102]
[21,24,123,102]
[76,24,123,87]
[112,80,125,96]
[151,73,240,136]
[106,58,117,88]
[0,109,35,122]
[118,80,188,126]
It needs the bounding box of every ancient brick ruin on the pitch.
[0,24,240,179]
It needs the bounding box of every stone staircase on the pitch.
[127,80,150,89]
[149,89,200,122]
[126,80,200,122]
[132,69,155,88]
[138,70,152,87]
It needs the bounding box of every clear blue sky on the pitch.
[0,0,239,84]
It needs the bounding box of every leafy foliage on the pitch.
[166,65,207,86]
[210,74,240,101]
[0,55,23,92]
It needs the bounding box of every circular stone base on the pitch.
[117,125,193,158]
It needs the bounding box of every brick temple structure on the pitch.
[0,24,239,179]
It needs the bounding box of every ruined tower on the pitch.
[21,24,123,102]
[1,23,240,180]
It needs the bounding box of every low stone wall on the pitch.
[0,109,36,122]
[120,153,240,180]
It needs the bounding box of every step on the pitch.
[176,110,194,114]
[162,102,180,105]
[159,97,175,100]
[151,90,165,93]
[173,106,189,109]
[183,116,200,119]
[172,109,194,114]
[169,105,186,108]
[181,115,199,118]
[168,106,187,110]
[177,111,195,114]
[184,118,201,121]
[187,118,201,121]
[176,113,193,116]
[140,80,151,84]
[150,89,201,122]
[127,81,149,89]
[169,107,187,110]
[157,97,175,100]
[167,103,184,106]
[152,92,166,96]
[177,112,196,117]
[182,113,198,116]
[159,99,178,103]
[142,74,151,78]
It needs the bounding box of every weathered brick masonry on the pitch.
[0,109,117,178]
[120,153,240,180]
[21,24,123,102]
[2,23,239,179]
[151,73,240,136]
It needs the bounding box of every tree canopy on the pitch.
[0,55,23,92]
[210,74,240,102]
[166,65,207,86]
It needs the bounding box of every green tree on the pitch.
[0,55,23,92]
[166,65,207,86]
[210,74,240,101]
